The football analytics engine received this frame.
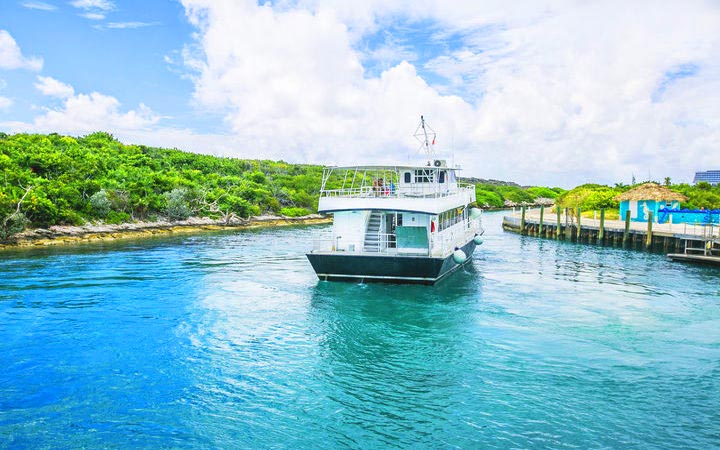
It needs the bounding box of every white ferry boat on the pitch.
[306,117,484,284]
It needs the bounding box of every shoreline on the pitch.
[0,214,331,250]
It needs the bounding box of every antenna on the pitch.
[413,115,436,158]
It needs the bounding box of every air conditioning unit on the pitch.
[433,159,447,167]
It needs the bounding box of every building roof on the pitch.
[614,182,687,202]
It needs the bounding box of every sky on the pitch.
[1,0,719,187]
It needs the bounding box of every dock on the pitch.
[502,206,720,256]
[666,253,720,266]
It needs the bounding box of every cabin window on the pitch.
[404,172,412,183]
[439,171,446,183]
[414,169,434,183]
[437,207,466,231]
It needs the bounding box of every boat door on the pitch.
[385,213,398,248]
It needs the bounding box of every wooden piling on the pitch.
[556,206,561,240]
[520,206,526,235]
[646,212,653,249]
[539,206,544,237]
[598,209,605,243]
[623,210,631,246]
[576,207,582,241]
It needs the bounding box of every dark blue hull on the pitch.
[306,240,476,285]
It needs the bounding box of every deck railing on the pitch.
[320,185,475,200]
[310,219,482,257]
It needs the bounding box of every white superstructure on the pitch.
[306,116,484,284]
[312,161,483,258]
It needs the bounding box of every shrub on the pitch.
[0,212,30,242]
[164,188,192,220]
[106,211,131,224]
[89,190,111,217]
[281,207,311,217]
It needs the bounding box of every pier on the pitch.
[503,206,720,260]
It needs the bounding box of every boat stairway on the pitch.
[363,212,383,252]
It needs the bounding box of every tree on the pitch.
[1,185,32,242]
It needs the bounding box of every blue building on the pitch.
[693,170,720,185]
[615,183,687,223]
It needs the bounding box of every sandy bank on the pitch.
[1,214,331,250]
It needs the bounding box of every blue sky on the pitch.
[1,1,203,127]
[1,1,719,186]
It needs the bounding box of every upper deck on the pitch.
[317,163,476,214]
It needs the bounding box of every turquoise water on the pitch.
[1,212,719,449]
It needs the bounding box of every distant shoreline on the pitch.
[0,214,331,250]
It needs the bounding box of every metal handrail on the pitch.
[320,185,474,199]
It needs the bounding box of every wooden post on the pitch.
[556,206,561,239]
[623,210,631,246]
[539,205,544,237]
[646,212,653,249]
[576,207,582,241]
[598,209,605,243]
[520,206,526,235]
[564,208,572,240]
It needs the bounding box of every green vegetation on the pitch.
[556,181,720,218]
[672,183,720,210]
[4,132,720,243]
[473,182,565,208]
[0,132,327,240]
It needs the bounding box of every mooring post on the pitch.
[646,212,653,249]
[623,210,631,246]
[556,206,561,239]
[576,207,582,241]
[539,205,544,237]
[564,208,572,240]
[520,205,526,235]
[599,209,605,243]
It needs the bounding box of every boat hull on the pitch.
[306,240,476,285]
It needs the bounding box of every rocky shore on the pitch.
[1,214,331,250]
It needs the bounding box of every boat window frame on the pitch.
[414,169,435,183]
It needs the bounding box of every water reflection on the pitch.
[305,277,489,447]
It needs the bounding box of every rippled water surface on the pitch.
[1,212,719,449]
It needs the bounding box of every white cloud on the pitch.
[177,0,720,186]
[0,30,43,71]
[21,1,57,11]
[81,12,106,20]
[34,76,75,98]
[3,86,159,135]
[0,96,12,110]
[180,1,470,168]
[100,21,159,29]
[70,0,114,11]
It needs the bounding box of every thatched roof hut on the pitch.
[614,183,687,202]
